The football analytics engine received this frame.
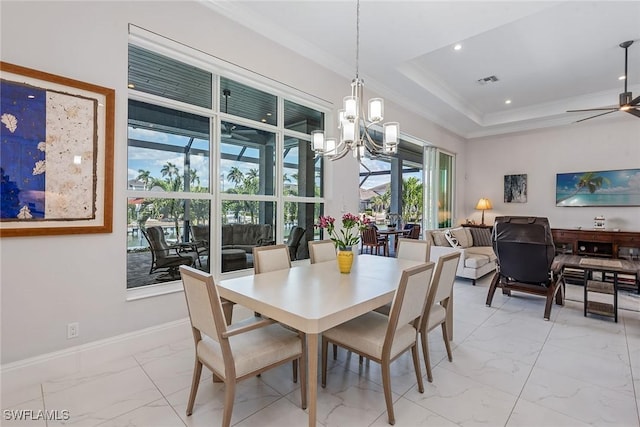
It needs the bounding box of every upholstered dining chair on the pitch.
[179,266,306,427]
[374,238,431,317]
[321,262,435,425]
[308,239,337,264]
[252,244,299,381]
[396,238,430,262]
[308,239,340,359]
[253,244,292,273]
[419,251,461,382]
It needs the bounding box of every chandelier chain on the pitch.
[355,0,360,79]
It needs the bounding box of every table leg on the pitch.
[307,332,318,427]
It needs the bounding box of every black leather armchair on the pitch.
[485,216,565,320]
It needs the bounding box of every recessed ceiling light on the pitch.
[453,44,462,51]
[266,112,272,116]
[127,83,135,88]
[261,118,267,123]
[619,75,626,80]
[505,99,512,105]
[27,95,35,99]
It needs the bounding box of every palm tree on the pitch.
[402,177,423,223]
[227,167,244,188]
[557,172,611,204]
[136,169,152,190]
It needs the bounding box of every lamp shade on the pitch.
[475,198,492,210]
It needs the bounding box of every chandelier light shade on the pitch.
[475,198,493,225]
[312,0,400,160]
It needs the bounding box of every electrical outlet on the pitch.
[67,322,79,339]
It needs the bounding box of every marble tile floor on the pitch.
[3,275,640,427]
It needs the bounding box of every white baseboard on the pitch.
[1,318,191,394]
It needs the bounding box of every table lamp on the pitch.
[475,198,492,226]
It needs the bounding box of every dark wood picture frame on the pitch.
[0,62,114,237]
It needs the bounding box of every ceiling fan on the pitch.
[567,40,640,122]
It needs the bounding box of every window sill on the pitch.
[126,280,183,301]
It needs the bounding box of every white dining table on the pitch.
[217,254,425,427]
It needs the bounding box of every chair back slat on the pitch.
[308,240,337,264]
[253,244,291,274]
[396,238,430,262]
[180,266,226,342]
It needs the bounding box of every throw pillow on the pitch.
[444,229,461,248]
[432,230,450,247]
[469,227,492,246]
[450,227,473,248]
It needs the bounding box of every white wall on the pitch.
[464,116,640,230]
[0,1,465,364]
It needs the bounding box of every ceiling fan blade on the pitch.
[626,108,640,118]
[630,95,640,106]
[574,110,616,123]
[567,107,617,112]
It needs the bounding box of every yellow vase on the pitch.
[337,248,354,274]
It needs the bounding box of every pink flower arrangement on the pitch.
[316,213,370,250]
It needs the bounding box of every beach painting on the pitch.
[556,168,640,207]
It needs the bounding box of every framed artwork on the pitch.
[0,62,114,236]
[556,168,640,207]
[504,174,527,203]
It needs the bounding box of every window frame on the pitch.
[126,27,331,295]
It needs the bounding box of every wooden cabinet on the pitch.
[551,229,640,260]
[552,229,640,291]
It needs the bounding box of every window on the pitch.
[424,147,455,229]
[127,36,327,288]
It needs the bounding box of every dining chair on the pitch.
[179,266,306,427]
[252,244,300,381]
[420,251,461,382]
[308,239,340,359]
[321,262,435,425]
[361,227,388,256]
[253,244,291,273]
[308,239,337,264]
[374,238,431,317]
[396,238,430,262]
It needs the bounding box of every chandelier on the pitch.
[311,0,399,160]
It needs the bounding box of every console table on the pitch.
[552,229,640,293]
[551,228,640,259]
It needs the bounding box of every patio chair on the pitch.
[486,216,565,320]
[190,224,210,268]
[286,226,306,261]
[361,226,388,256]
[321,262,435,425]
[142,226,196,279]
[179,266,306,427]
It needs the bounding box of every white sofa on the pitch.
[424,227,496,285]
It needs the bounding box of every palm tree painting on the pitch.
[556,169,640,206]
